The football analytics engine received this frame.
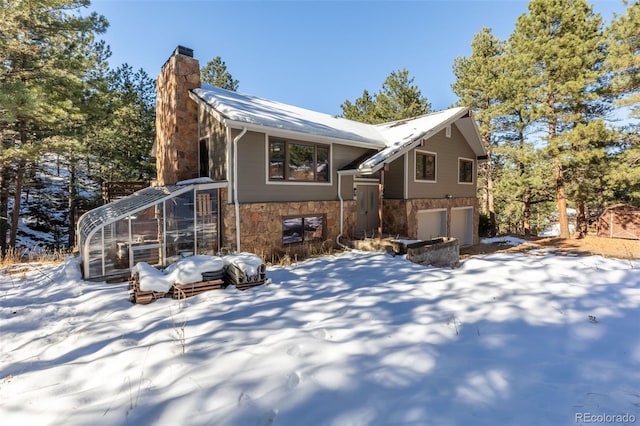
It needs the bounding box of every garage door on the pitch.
[417,209,447,241]
[451,207,473,246]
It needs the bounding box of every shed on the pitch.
[597,204,640,240]
[77,180,226,281]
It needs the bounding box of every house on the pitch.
[77,46,486,280]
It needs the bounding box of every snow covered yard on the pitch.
[1,250,639,426]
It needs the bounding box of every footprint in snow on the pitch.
[311,328,331,340]
[258,409,278,426]
[336,306,349,316]
[286,344,303,358]
[287,371,301,389]
[237,392,252,407]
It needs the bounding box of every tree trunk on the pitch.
[486,150,496,236]
[523,196,531,236]
[548,109,569,239]
[9,121,28,248]
[517,125,531,237]
[554,157,570,239]
[0,166,10,257]
[68,161,77,249]
[9,158,26,247]
[576,199,587,239]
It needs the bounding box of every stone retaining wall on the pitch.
[406,237,460,267]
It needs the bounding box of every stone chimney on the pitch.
[155,46,201,186]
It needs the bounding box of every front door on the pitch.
[356,184,379,237]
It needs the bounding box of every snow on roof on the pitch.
[192,86,484,174]
[359,107,471,173]
[192,85,387,148]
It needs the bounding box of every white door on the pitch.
[417,209,447,241]
[451,207,473,246]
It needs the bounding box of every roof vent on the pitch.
[174,45,194,58]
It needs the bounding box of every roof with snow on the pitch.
[191,85,386,149]
[191,85,485,174]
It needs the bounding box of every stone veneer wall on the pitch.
[383,197,479,244]
[155,50,201,186]
[382,199,409,236]
[219,186,357,256]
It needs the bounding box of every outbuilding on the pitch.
[597,204,640,240]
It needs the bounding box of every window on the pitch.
[459,158,474,184]
[282,215,325,245]
[269,138,330,183]
[199,138,209,177]
[415,151,436,181]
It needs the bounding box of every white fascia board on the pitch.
[361,132,428,175]
[221,118,386,150]
[337,169,359,176]
[361,107,475,174]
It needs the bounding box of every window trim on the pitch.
[414,149,437,183]
[266,136,332,186]
[458,157,474,185]
[282,214,326,246]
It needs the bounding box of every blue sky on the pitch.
[90,0,628,115]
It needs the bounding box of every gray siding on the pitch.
[199,105,228,181]
[340,174,354,201]
[407,125,477,199]
[236,131,373,203]
[384,156,404,199]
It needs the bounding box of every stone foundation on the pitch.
[220,193,357,259]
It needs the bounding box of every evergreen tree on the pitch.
[606,0,640,117]
[452,28,504,235]
[375,69,431,122]
[201,56,239,91]
[605,127,640,203]
[340,69,430,124]
[509,0,606,238]
[0,0,108,252]
[340,90,377,124]
[562,120,616,236]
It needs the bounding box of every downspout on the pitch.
[233,127,248,252]
[336,172,349,250]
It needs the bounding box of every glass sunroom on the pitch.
[78,181,226,281]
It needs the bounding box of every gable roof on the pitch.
[191,85,485,173]
[191,85,386,149]
[359,107,472,174]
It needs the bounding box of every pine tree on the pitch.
[452,28,504,235]
[509,0,606,238]
[562,120,616,236]
[0,0,108,252]
[200,57,239,91]
[375,69,431,122]
[340,69,430,124]
[340,90,377,124]
[606,0,640,117]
